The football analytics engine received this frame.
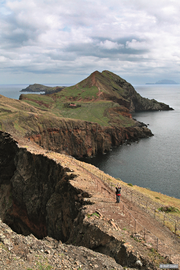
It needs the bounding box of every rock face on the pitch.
[0,218,124,269]
[27,119,153,158]
[0,132,83,241]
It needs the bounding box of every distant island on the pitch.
[20,83,65,94]
[146,79,178,85]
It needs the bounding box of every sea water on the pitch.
[84,85,180,199]
[0,84,30,99]
[0,84,179,198]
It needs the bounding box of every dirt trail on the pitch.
[68,156,180,265]
[89,186,180,264]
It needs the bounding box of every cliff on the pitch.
[27,120,152,158]
[0,131,179,269]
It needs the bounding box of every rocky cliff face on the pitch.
[0,131,84,241]
[27,119,152,158]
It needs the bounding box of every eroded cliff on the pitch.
[0,131,86,241]
[27,119,153,158]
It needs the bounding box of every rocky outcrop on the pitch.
[0,218,124,269]
[129,93,173,112]
[27,119,153,158]
[100,70,174,112]
[0,131,84,241]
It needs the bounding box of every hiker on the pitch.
[116,186,121,203]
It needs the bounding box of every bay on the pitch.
[84,85,180,199]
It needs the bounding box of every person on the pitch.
[115,186,121,203]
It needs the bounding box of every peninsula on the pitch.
[1,70,174,157]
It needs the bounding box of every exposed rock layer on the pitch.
[27,119,153,157]
[0,132,84,241]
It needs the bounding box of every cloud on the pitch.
[0,0,180,84]
[98,40,124,50]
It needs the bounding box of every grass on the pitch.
[54,101,111,126]
[18,95,134,127]
[56,85,99,100]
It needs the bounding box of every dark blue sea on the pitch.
[0,84,179,199]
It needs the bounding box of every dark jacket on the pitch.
[116,187,121,196]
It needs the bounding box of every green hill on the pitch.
[19,70,173,128]
[0,70,173,157]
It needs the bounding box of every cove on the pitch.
[82,85,180,199]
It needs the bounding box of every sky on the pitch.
[0,0,180,85]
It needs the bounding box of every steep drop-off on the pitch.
[1,131,179,269]
[27,119,152,158]
[0,131,86,241]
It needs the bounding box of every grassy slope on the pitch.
[18,71,136,128]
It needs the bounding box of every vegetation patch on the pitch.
[87,212,100,218]
[128,183,133,187]
[158,205,180,213]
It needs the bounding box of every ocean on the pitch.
[0,84,179,199]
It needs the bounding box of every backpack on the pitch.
[116,188,121,195]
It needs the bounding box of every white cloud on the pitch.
[99,40,124,50]
[0,0,180,84]
[126,39,149,50]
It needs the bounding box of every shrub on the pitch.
[128,183,133,187]
[158,206,180,213]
